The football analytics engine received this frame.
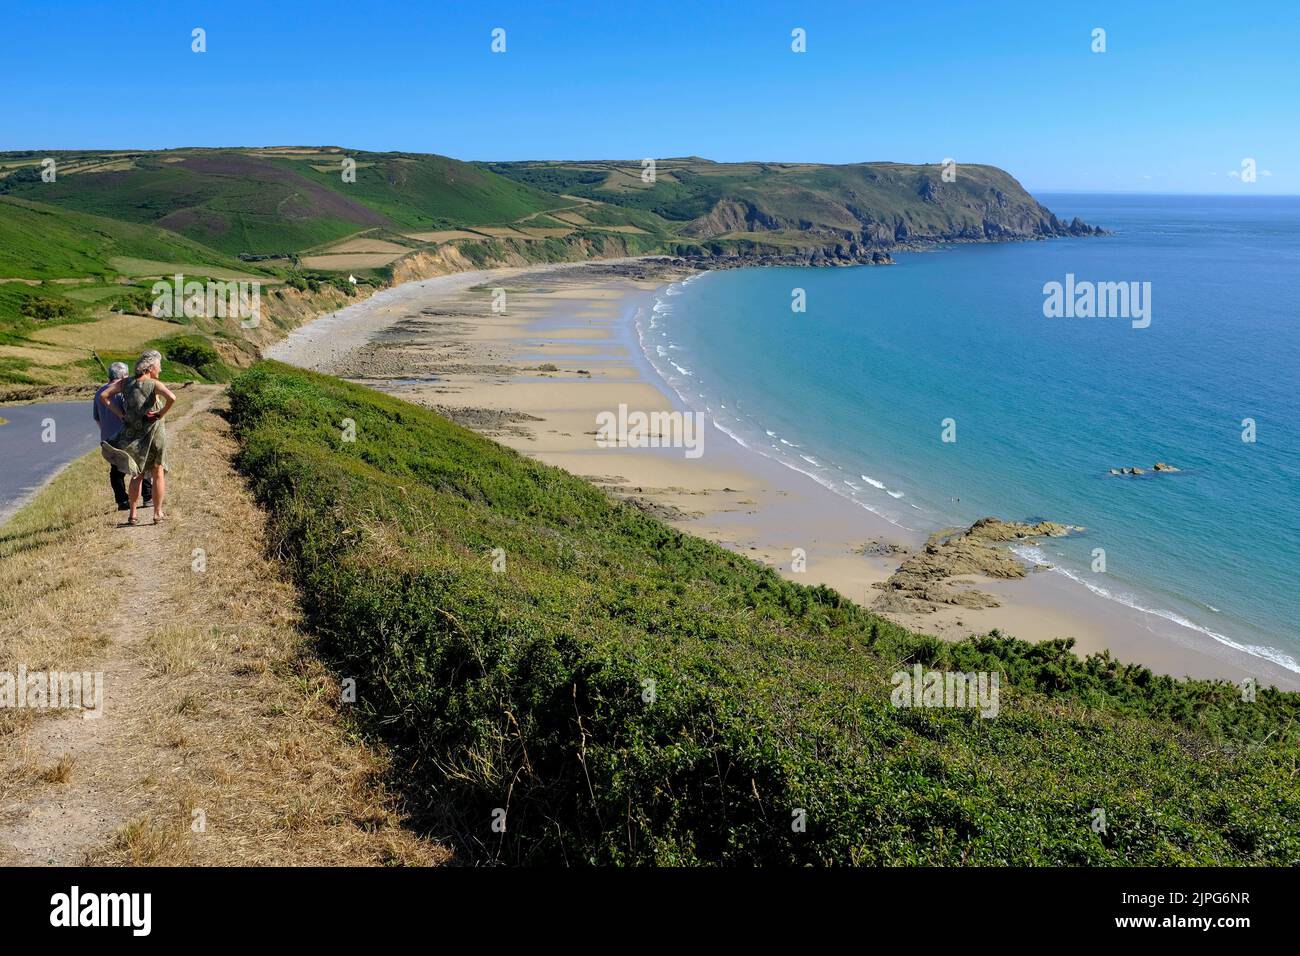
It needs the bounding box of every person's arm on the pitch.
[151,381,177,419]
[99,378,126,419]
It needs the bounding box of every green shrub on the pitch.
[228,362,1300,866]
[112,286,156,316]
[20,295,77,322]
[160,335,220,372]
[97,334,230,384]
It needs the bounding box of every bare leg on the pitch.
[127,474,143,523]
[151,466,166,520]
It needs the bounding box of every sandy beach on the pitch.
[266,259,1300,691]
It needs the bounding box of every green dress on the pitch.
[101,376,168,476]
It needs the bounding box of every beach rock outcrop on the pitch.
[964,517,1073,541]
[872,517,1078,614]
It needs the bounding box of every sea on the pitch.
[636,194,1300,674]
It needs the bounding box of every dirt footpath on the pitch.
[0,386,447,866]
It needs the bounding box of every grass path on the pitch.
[0,387,447,865]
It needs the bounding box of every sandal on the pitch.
[153,514,167,524]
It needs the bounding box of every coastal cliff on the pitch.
[489,157,1103,262]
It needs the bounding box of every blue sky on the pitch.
[2,0,1295,193]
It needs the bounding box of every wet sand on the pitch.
[266,258,1300,691]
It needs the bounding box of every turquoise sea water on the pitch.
[638,194,1300,673]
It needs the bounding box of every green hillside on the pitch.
[229,362,1298,866]
[0,148,663,387]
[487,158,1098,244]
[285,152,569,228]
[0,195,276,384]
[0,195,257,280]
[0,148,585,255]
[1,150,392,256]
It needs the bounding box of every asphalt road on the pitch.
[0,400,103,525]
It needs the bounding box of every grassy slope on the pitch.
[0,195,254,280]
[0,196,273,383]
[0,149,673,387]
[229,362,1300,866]
[1,153,388,256]
[284,153,568,228]
[0,150,576,254]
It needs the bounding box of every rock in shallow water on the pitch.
[872,516,1079,613]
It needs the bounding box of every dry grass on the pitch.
[0,342,81,368]
[298,253,406,270]
[105,257,264,282]
[472,226,532,239]
[94,399,446,865]
[40,754,75,784]
[317,238,411,255]
[550,211,592,226]
[516,227,575,238]
[101,813,192,866]
[29,314,182,351]
[402,230,483,243]
[0,448,121,759]
[0,390,449,866]
[139,626,212,677]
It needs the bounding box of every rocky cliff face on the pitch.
[681,198,782,237]
[676,163,1102,252]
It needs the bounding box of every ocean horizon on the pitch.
[638,192,1300,675]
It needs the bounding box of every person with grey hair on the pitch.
[93,361,152,511]
[99,349,176,525]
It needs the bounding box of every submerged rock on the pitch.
[1111,462,1180,476]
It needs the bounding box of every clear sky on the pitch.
[2,0,1296,194]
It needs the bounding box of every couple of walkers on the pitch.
[94,350,177,525]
